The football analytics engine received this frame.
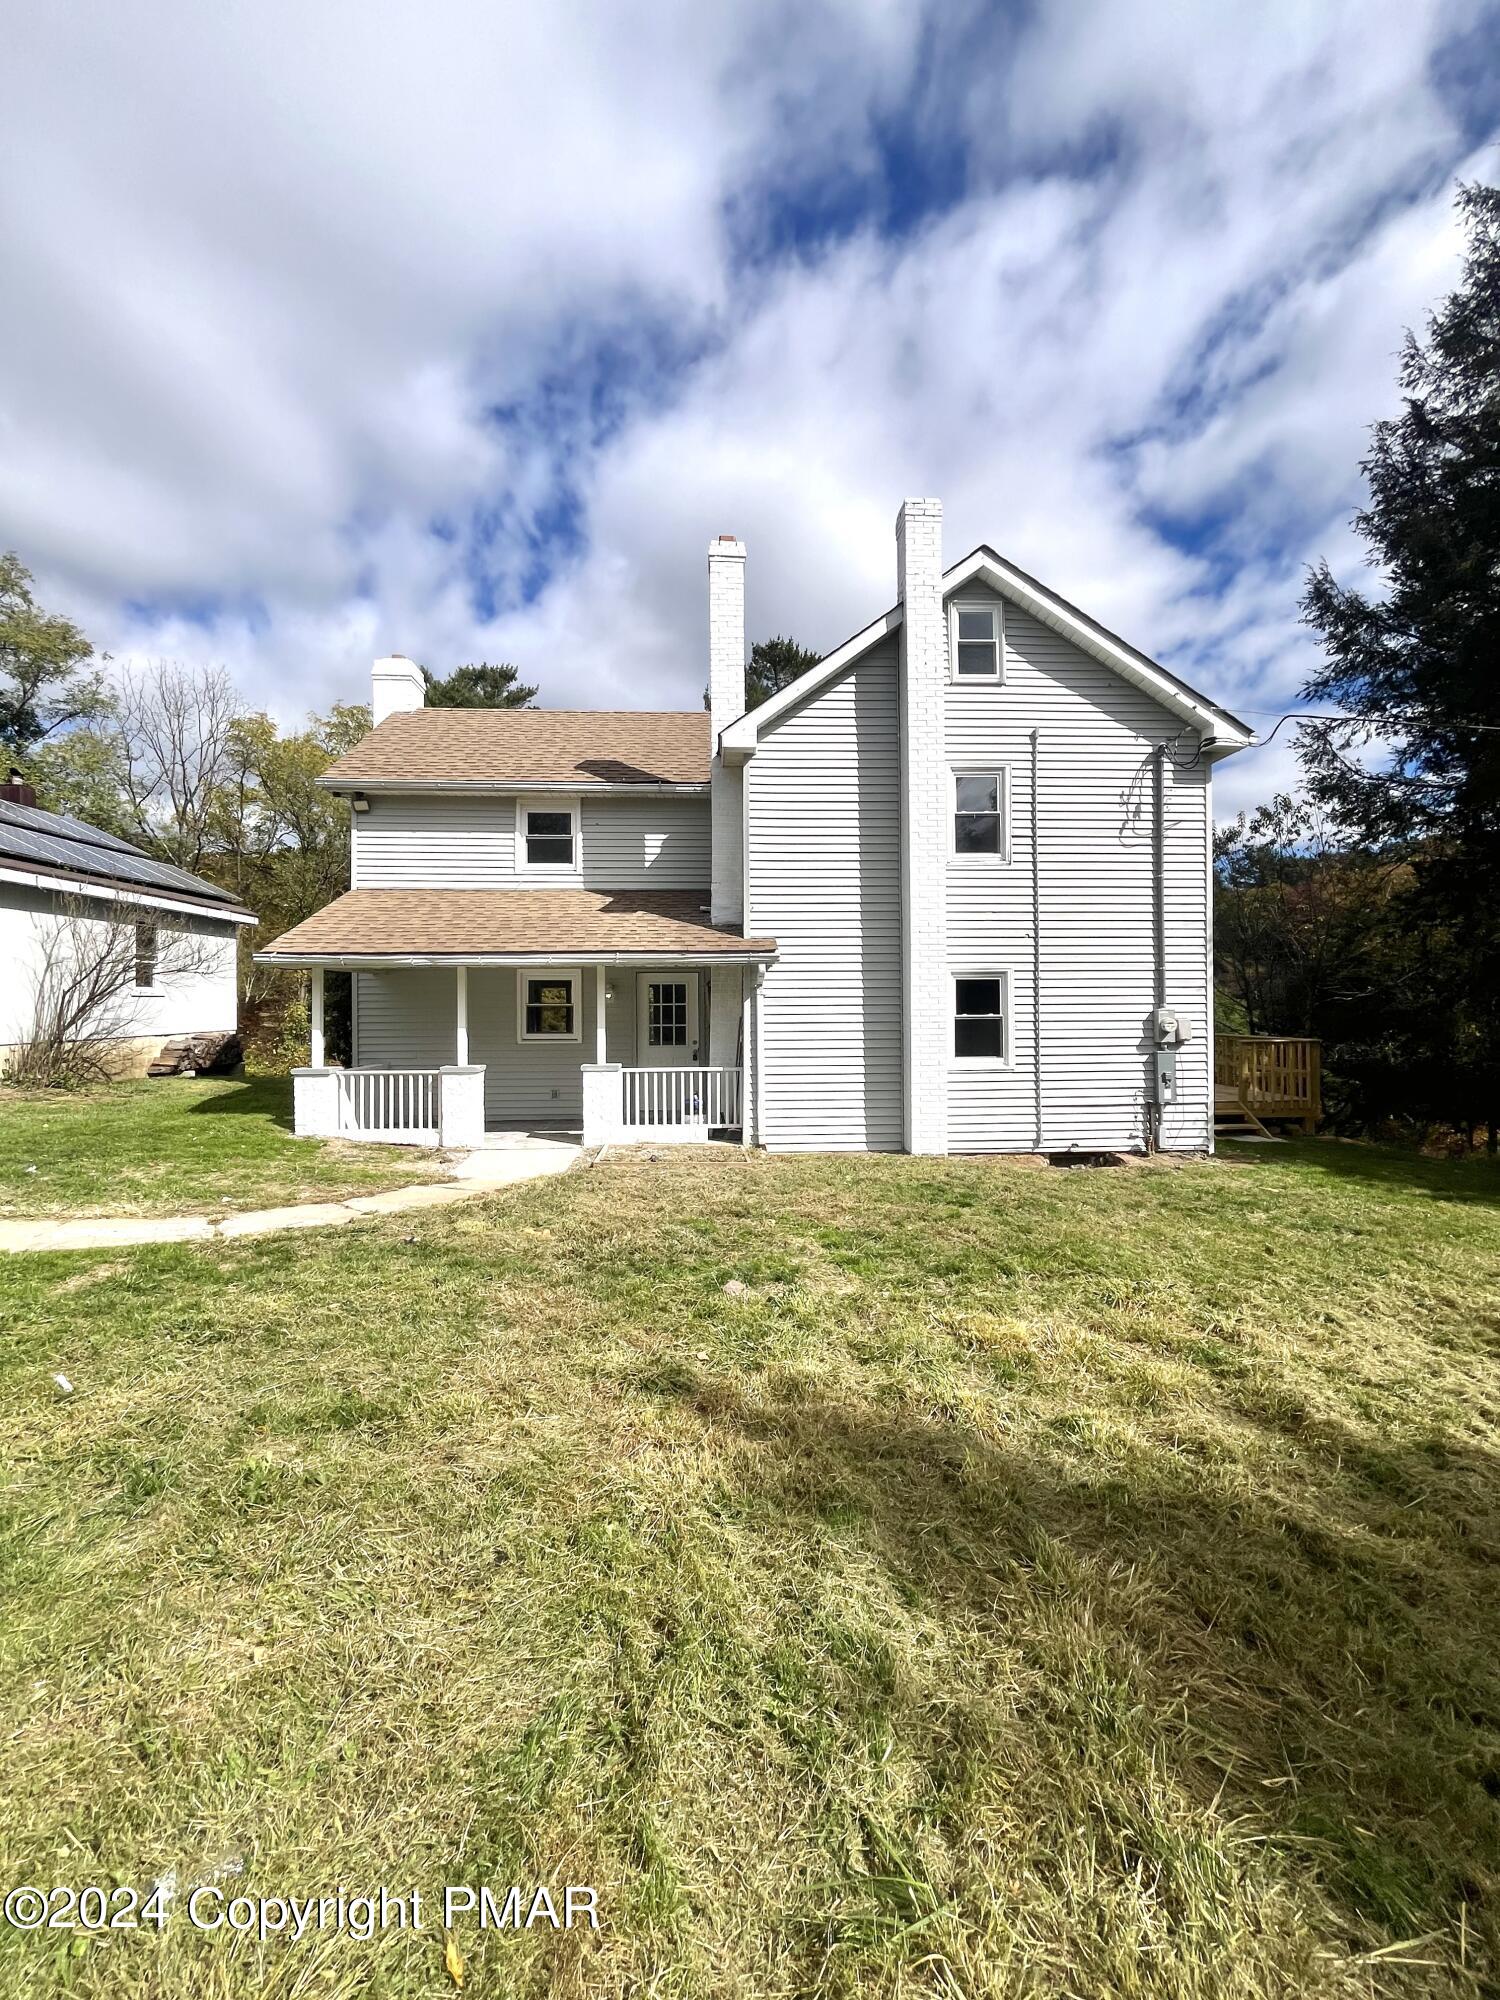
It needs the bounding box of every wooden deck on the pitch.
[1215,1036,1321,1135]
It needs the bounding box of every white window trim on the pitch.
[516,964,584,1044]
[949,765,1011,865]
[950,967,1013,1069]
[948,596,1005,683]
[515,795,582,875]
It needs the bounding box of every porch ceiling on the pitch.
[254,887,776,966]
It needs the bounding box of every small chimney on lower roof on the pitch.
[1,767,37,808]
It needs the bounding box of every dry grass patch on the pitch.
[0,1139,1497,1997]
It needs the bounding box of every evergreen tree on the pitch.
[1299,180,1500,1144]
[421,662,536,708]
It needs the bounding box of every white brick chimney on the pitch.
[896,498,948,1155]
[372,655,425,725]
[708,535,746,926]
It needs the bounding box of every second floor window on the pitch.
[522,804,576,868]
[953,772,1005,857]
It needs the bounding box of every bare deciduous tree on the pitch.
[9,897,225,1089]
[114,663,243,872]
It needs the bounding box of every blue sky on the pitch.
[3,0,1497,816]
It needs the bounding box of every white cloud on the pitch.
[0,0,1491,824]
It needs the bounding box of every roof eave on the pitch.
[317,776,710,795]
[254,947,778,969]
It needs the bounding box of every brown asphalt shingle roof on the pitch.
[321,710,711,787]
[257,889,775,960]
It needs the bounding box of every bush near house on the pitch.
[0,1140,1496,1997]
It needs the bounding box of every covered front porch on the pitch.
[292,956,759,1149]
[255,886,777,1151]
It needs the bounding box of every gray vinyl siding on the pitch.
[579,795,710,887]
[355,965,639,1123]
[353,792,710,890]
[943,588,1212,1153]
[746,643,904,1151]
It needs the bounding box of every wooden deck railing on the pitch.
[1215,1037,1321,1130]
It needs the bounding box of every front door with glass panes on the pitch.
[636,973,701,1067]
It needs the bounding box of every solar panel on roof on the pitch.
[0,801,238,906]
[0,795,147,856]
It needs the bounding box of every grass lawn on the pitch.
[0,1077,442,1218]
[1,1139,1498,1998]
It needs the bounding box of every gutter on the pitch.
[317,777,710,797]
[0,862,256,926]
[253,949,778,970]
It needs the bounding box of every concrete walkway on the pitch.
[0,1142,580,1256]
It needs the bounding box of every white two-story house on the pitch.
[258,498,1252,1154]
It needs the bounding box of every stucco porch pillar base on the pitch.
[291,1067,339,1139]
[581,1063,623,1147]
[438,1066,487,1149]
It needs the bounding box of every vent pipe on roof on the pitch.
[2,768,37,808]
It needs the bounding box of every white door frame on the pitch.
[635,971,701,1067]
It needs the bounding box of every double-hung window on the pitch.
[952,972,1009,1064]
[517,967,582,1042]
[952,770,1006,859]
[950,600,1003,680]
[519,798,578,871]
[133,921,159,991]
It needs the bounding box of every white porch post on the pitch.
[455,963,469,1066]
[594,963,607,1064]
[309,968,325,1068]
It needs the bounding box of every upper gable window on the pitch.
[518,799,579,870]
[950,600,1003,681]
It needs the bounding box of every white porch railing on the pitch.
[620,1065,742,1136]
[292,1065,486,1149]
[337,1068,440,1143]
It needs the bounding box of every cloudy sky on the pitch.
[4,0,1497,815]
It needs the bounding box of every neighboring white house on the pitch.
[0,775,254,1076]
[258,499,1253,1154]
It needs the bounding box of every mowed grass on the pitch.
[0,1077,440,1217]
[1,1140,1498,1998]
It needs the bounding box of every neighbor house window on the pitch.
[952,972,1008,1063]
[516,968,581,1042]
[134,921,158,990]
[519,799,578,869]
[952,771,1007,859]
[950,600,1003,680]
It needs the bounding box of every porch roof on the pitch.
[255,888,776,966]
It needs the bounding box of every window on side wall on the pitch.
[520,800,578,869]
[517,968,581,1042]
[952,972,1008,1064]
[952,770,1006,859]
[134,921,158,991]
[950,600,1003,680]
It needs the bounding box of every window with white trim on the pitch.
[518,799,578,870]
[950,599,1003,680]
[952,770,1006,859]
[952,972,1008,1064]
[516,968,582,1042]
[133,920,158,991]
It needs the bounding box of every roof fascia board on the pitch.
[946,549,1255,748]
[720,604,903,760]
[254,948,777,969]
[0,863,256,925]
[318,777,709,796]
